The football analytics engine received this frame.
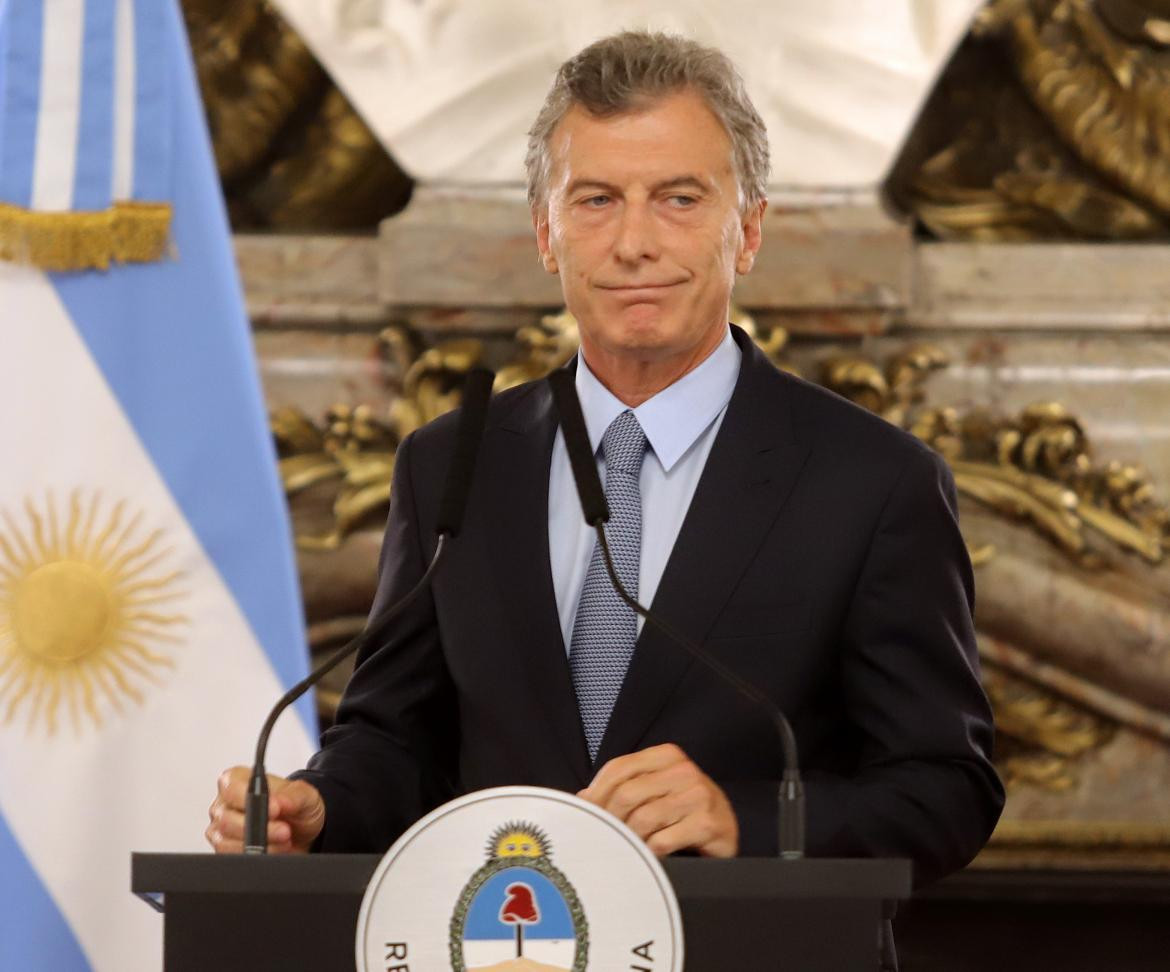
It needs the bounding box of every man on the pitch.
[208,31,1002,890]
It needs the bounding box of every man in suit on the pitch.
[208,31,1002,889]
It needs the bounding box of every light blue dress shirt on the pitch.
[548,326,742,651]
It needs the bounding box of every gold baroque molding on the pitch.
[818,352,1169,564]
[896,0,1170,239]
[990,819,1170,848]
[278,317,1170,566]
[182,0,411,230]
[977,819,1170,869]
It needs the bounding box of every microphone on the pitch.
[243,367,496,854]
[547,369,805,859]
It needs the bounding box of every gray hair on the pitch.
[525,31,770,212]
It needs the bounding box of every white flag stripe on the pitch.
[111,0,135,201]
[0,264,314,972]
[31,0,86,212]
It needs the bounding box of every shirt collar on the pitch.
[575,325,741,472]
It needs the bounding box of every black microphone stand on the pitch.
[242,367,495,854]
[242,536,448,854]
[547,368,804,859]
[593,525,805,858]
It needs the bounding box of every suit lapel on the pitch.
[483,380,593,786]
[594,337,812,768]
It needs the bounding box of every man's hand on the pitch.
[578,743,738,857]
[205,766,325,854]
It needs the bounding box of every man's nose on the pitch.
[612,201,660,264]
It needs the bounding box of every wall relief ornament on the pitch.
[181,0,412,230]
[891,0,1170,239]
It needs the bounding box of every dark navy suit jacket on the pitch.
[297,325,1003,891]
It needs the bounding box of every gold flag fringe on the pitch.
[0,200,172,271]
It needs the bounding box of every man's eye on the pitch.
[668,195,697,207]
[583,195,611,207]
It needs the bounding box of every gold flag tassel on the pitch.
[0,199,172,271]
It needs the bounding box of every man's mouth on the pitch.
[597,281,686,293]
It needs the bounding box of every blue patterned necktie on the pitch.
[569,409,647,762]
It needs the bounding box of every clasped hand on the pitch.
[578,743,739,857]
[205,767,325,854]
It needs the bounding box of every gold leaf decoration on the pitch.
[892,0,1170,239]
[822,351,1169,564]
[181,0,411,230]
[985,666,1116,791]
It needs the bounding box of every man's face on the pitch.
[535,88,765,365]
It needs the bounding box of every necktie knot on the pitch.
[601,410,647,476]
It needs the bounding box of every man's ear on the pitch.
[734,199,766,275]
[533,207,559,274]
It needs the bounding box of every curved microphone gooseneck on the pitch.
[547,368,805,859]
[243,367,496,854]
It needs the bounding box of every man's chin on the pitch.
[605,328,675,359]
[609,304,676,345]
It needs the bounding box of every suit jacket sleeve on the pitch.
[291,431,459,852]
[726,445,1003,886]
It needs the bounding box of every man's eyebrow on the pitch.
[563,175,713,197]
[653,175,710,193]
[565,178,620,196]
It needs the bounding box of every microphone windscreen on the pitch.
[547,369,609,525]
[435,368,495,537]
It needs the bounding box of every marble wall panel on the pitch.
[236,235,384,329]
[254,330,401,419]
[911,244,1170,332]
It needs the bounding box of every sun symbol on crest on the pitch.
[487,821,552,861]
[0,491,188,734]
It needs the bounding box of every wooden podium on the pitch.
[133,853,910,970]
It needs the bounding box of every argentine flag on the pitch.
[0,1,316,969]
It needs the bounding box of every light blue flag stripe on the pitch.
[51,0,315,730]
[1,10,96,971]
[0,0,7,161]
[72,0,115,211]
[131,0,168,201]
[0,814,90,970]
[0,0,43,207]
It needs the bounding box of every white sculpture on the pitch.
[272,0,982,188]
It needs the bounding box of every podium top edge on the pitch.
[131,853,912,900]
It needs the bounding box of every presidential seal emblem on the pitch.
[355,786,683,972]
[449,822,587,971]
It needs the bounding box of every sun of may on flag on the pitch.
[0,1,316,969]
